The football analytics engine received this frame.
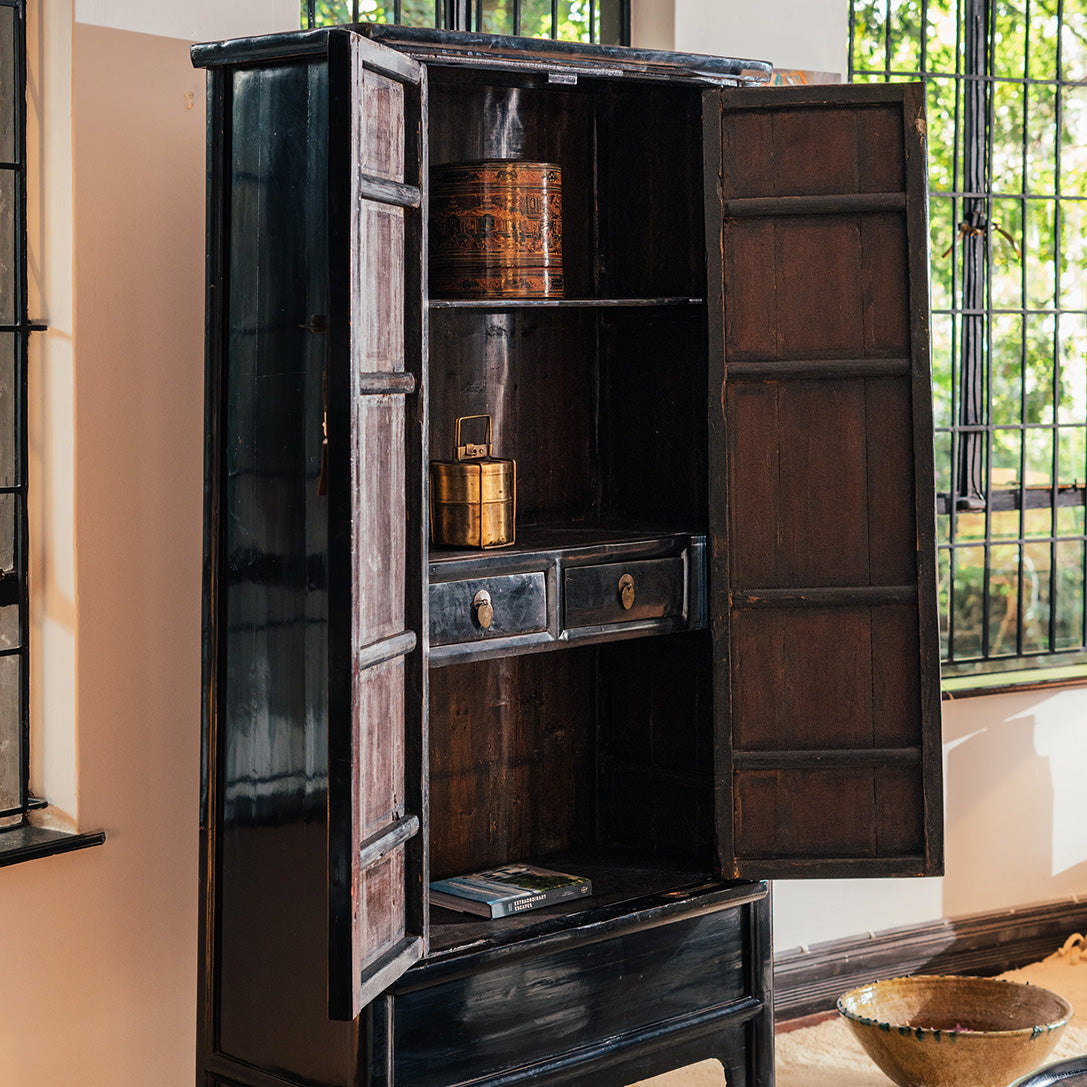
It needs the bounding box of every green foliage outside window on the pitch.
[479,0,596,40]
[305,1,435,27]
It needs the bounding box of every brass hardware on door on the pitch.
[472,589,494,629]
[618,574,635,611]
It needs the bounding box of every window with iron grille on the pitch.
[0,0,34,832]
[850,0,1087,682]
[0,1,100,863]
[303,0,630,45]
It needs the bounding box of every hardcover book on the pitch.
[429,863,592,919]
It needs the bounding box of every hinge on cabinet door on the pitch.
[317,367,329,497]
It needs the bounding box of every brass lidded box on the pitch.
[430,416,516,549]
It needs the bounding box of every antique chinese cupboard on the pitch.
[193,24,941,1087]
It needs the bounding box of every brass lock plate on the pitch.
[429,573,547,647]
[473,589,494,629]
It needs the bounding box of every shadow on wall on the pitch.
[941,689,1087,919]
[942,707,1051,917]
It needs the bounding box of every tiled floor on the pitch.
[628,1059,727,1086]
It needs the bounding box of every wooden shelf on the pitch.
[429,296,704,309]
[428,522,703,567]
[427,851,723,957]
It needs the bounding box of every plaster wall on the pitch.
[631,0,675,51]
[633,0,848,75]
[74,0,297,42]
[1,5,293,1085]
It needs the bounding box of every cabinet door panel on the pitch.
[721,102,906,198]
[355,658,407,840]
[727,380,876,588]
[707,82,942,879]
[359,68,405,182]
[354,396,407,642]
[723,212,910,360]
[727,377,917,588]
[356,202,406,372]
[730,604,922,752]
[327,30,428,1021]
[733,765,925,865]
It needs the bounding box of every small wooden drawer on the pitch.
[564,556,686,629]
[430,572,548,646]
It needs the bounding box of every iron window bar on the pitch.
[0,0,43,831]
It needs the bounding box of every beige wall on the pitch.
[631,0,675,51]
[74,0,294,41]
[674,0,847,74]
[2,5,293,1085]
[633,0,848,74]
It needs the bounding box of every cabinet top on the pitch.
[190,23,772,87]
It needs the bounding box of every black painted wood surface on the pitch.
[564,556,686,627]
[428,530,706,663]
[375,881,773,1087]
[191,24,772,87]
[429,570,548,645]
[203,53,355,1084]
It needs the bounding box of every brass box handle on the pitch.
[455,415,493,461]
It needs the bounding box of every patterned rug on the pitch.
[628,935,1087,1087]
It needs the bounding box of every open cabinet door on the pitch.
[327,30,429,1021]
[706,82,943,879]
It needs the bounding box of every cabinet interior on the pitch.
[427,73,708,530]
[425,69,716,946]
[428,632,715,922]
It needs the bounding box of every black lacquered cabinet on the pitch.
[194,25,941,1087]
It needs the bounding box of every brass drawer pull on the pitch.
[473,589,494,629]
[618,574,635,611]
